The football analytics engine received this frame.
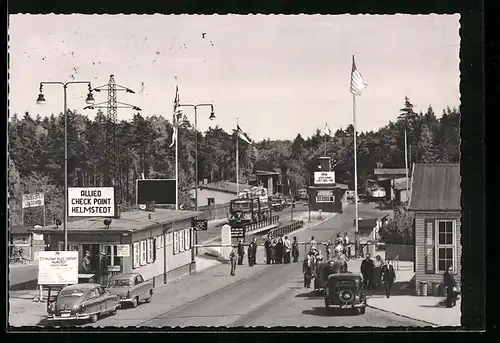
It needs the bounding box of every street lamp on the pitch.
[178,103,215,212]
[36,81,94,252]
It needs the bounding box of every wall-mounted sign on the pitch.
[116,244,130,257]
[22,193,45,208]
[317,190,334,197]
[38,251,78,285]
[191,218,208,231]
[68,187,115,217]
[314,171,335,185]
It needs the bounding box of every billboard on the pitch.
[68,187,115,217]
[22,193,45,208]
[136,179,177,205]
[314,171,336,185]
[38,251,79,285]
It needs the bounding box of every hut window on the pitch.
[435,220,456,273]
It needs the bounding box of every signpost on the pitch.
[21,193,46,226]
[68,187,115,217]
[38,251,79,285]
[136,179,177,206]
[314,171,336,185]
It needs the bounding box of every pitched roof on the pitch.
[197,181,253,194]
[255,170,280,176]
[409,163,461,211]
[374,168,407,175]
[30,208,203,234]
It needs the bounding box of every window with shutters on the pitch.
[166,232,172,246]
[140,240,147,266]
[156,234,164,249]
[179,230,185,252]
[173,231,179,254]
[424,219,435,274]
[184,229,190,250]
[146,239,154,263]
[133,242,140,269]
[435,220,456,273]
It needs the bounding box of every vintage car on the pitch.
[106,273,154,308]
[314,259,348,293]
[46,283,120,323]
[324,273,366,314]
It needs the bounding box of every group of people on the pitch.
[360,253,396,297]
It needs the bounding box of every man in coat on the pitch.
[381,259,396,298]
[292,236,300,262]
[237,239,245,265]
[247,240,255,267]
[360,253,375,290]
[443,265,458,307]
[303,253,315,288]
[264,235,272,264]
[251,237,258,265]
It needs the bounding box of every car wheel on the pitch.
[132,297,138,308]
[145,290,153,303]
[358,307,366,315]
[90,314,99,323]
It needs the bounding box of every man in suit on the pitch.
[360,253,375,290]
[237,239,245,265]
[283,236,292,263]
[247,240,255,267]
[251,237,258,265]
[264,235,272,264]
[381,260,396,298]
[443,264,458,307]
[229,246,238,276]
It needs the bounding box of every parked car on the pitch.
[106,273,154,308]
[324,273,366,315]
[46,283,119,323]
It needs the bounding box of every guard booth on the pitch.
[308,157,348,213]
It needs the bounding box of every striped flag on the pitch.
[324,123,331,136]
[236,125,252,144]
[350,55,368,96]
[169,86,182,148]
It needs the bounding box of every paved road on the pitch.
[85,203,424,327]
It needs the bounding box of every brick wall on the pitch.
[414,211,461,295]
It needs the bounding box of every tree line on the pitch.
[8,96,460,227]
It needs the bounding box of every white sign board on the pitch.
[38,251,79,285]
[116,244,130,257]
[68,187,115,217]
[22,193,45,209]
[314,171,336,185]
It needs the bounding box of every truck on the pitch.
[229,186,270,226]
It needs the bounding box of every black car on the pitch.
[324,273,366,315]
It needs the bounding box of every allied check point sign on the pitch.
[68,187,115,217]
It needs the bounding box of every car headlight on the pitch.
[79,304,86,313]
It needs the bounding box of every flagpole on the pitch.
[404,125,409,204]
[175,117,179,210]
[324,132,327,156]
[353,94,360,258]
[236,117,240,196]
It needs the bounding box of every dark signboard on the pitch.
[136,179,176,205]
[231,226,245,239]
[191,218,208,231]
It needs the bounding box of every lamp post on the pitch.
[36,81,95,251]
[178,103,215,211]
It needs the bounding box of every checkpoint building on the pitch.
[308,157,348,213]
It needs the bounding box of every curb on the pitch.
[366,304,439,327]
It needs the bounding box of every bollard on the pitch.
[419,281,428,296]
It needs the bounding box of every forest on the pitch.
[8,96,460,227]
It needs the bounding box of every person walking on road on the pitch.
[264,235,272,265]
[303,253,315,288]
[381,259,396,298]
[373,255,383,289]
[443,264,458,307]
[309,236,317,251]
[237,239,245,265]
[283,236,292,263]
[343,233,351,259]
[292,236,300,262]
[229,246,238,275]
[325,240,332,260]
[251,237,258,265]
[270,238,277,264]
[360,253,375,290]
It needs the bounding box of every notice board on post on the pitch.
[136,179,177,205]
[68,187,115,217]
[38,251,79,285]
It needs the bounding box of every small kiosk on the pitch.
[308,157,348,213]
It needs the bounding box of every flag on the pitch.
[236,125,252,144]
[169,86,181,148]
[324,123,331,136]
[350,55,368,96]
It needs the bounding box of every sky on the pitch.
[8,14,460,141]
